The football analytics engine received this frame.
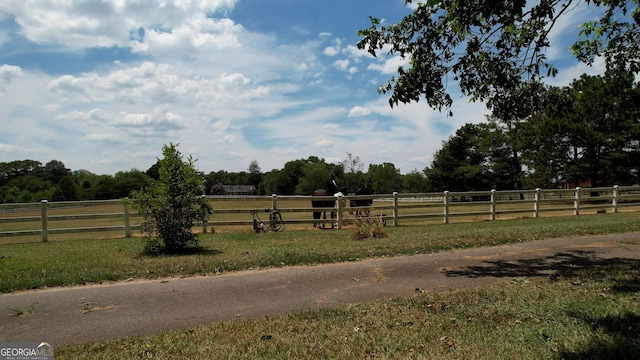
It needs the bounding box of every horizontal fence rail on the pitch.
[1,186,639,243]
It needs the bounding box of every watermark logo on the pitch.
[0,342,54,360]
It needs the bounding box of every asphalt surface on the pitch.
[1,232,639,346]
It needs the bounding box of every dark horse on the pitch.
[312,179,339,228]
[349,187,373,218]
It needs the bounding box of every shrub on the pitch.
[350,214,387,240]
[132,143,211,254]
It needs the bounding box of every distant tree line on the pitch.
[1,70,637,204]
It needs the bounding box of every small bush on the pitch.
[350,215,387,240]
[132,143,211,254]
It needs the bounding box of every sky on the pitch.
[0,0,606,175]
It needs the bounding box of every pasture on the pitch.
[2,186,639,244]
[2,211,640,293]
[0,211,633,359]
[2,198,639,358]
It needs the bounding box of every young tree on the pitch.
[358,0,639,112]
[132,143,211,254]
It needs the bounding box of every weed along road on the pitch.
[1,233,640,345]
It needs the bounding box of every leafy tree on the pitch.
[0,160,43,186]
[132,143,211,254]
[204,170,233,195]
[44,160,71,184]
[571,70,640,186]
[258,170,281,195]
[73,169,100,200]
[480,120,524,190]
[340,152,367,194]
[277,159,307,195]
[402,170,429,193]
[571,0,640,74]
[7,175,50,194]
[113,170,151,198]
[296,162,334,195]
[277,157,343,195]
[58,175,80,201]
[0,186,22,203]
[519,86,576,188]
[520,70,640,187]
[146,161,161,180]
[367,163,403,194]
[358,0,640,112]
[247,160,262,188]
[424,123,494,192]
[92,175,118,200]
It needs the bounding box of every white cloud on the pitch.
[0,64,22,94]
[333,59,349,71]
[85,133,122,143]
[367,55,410,75]
[342,44,372,61]
[316,139,333,148]
[47,62,270,111]
[0,143,20,152]
[0,0,238,52]
[324,46,339,56]
[130,15,244,57]
[323,37,343,57]
[321,123,340,131]
[348,106,372,117]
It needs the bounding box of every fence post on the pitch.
[534,188,540,218]
[201,195,208,234]
[490,189,496,220]
[574,187,581,215]
[336,193,343,229]
[41,200,48,242]
[612,185,619,213]
[123,198,131,237]
[443,191,449,224]
[392,192,399,226]
[271,194,277,211]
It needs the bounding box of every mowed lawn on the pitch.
[2,212,640,293]
[2,212,640,359]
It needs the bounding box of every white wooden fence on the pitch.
[1,185,639,242]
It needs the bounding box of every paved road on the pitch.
[1,232,639,345]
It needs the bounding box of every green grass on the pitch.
[1,212,640,293]
[4,211,640,359]
[55,259,640,359]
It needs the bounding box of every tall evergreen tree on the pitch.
[425,123,494,192]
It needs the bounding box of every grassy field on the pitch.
[3,212,640,359]
[2,212,640,293]
[3,196,638,244]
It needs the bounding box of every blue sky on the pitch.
[0,0,605,175]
